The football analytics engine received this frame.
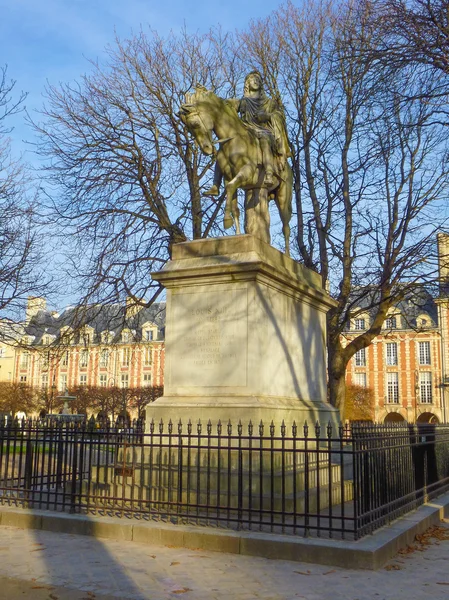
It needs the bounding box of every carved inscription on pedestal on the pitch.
[170,288,248,387]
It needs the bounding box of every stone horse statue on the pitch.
[179,86,292,255]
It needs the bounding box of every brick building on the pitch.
[4,298,165,416]
[344,234,449,424]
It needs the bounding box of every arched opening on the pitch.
[417,412,439,424]
[384,412,406,423]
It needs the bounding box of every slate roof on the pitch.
[24,302,166,346]
[343,286,439,331]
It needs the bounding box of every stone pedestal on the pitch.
[146,235,339,432]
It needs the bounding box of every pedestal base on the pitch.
[147,235,339,432]
[147,395,339,433]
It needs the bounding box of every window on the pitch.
[99,348,109,368]
[122,331,130,343]
[79,349,88,367]
[387,372,399,403]
[354,318,366,331]
[20,375,27,383]
[101,331,110,344]
[82,333,90,346]
[41,374,48,389]
[121,374,129,388]
[385,316,397,329]
[354,348,366,367]
[20,352,29,370]
[144,329,154,341]
[80,374,87,386]
[122,348,130,366]
[61,351,69,367]
[144,347,152,366]
[418,341,431,365]
[99,374,107,387]
[0,348,5,358]
[419,372,432,404]
[354,372,367,387]
[59,374,67,391]
[386,342,398,366]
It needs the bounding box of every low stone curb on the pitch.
[1,493,448,570]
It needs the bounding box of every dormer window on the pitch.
[60,326,74,345]
[145,329,154,341]
[354,318,366,331]
[101,331,112,344]
[122,330,132,343]
[417,314,430,328]
[385,316,397,329]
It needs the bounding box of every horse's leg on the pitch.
[274,168,293,256]
[224,165,253,230]
[232,192,241,234]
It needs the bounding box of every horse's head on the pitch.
[179,86,217,156]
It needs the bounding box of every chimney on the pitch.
[437,233,449,296]
[26,297,47,323]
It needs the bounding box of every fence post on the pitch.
[24,438,33,508]
[70,427,78,514]
[237,420,243,530]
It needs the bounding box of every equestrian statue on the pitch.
[179,71,293,256]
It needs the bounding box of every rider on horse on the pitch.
[204,71,291,196]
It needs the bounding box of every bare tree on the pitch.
[241,0,449,410]
[0,66,50,322]
[374,0,449,74]
[32,5,449,413]
[367,1,449,123]
[33,29,243,309]
[0,382,38,417]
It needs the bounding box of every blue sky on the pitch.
[1,0,283,160]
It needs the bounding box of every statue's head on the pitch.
[244,71,263,95]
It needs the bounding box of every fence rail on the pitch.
[0,419,448,540]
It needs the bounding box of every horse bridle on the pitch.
[184,105,233,154]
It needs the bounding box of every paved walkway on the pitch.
[0,520,449,600]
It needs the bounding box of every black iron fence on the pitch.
[0,418,448,540]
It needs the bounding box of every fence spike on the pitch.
[292,420,297,437]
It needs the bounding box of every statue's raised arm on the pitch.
[180,72,293,255]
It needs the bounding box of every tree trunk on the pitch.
[328,345,347,414]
